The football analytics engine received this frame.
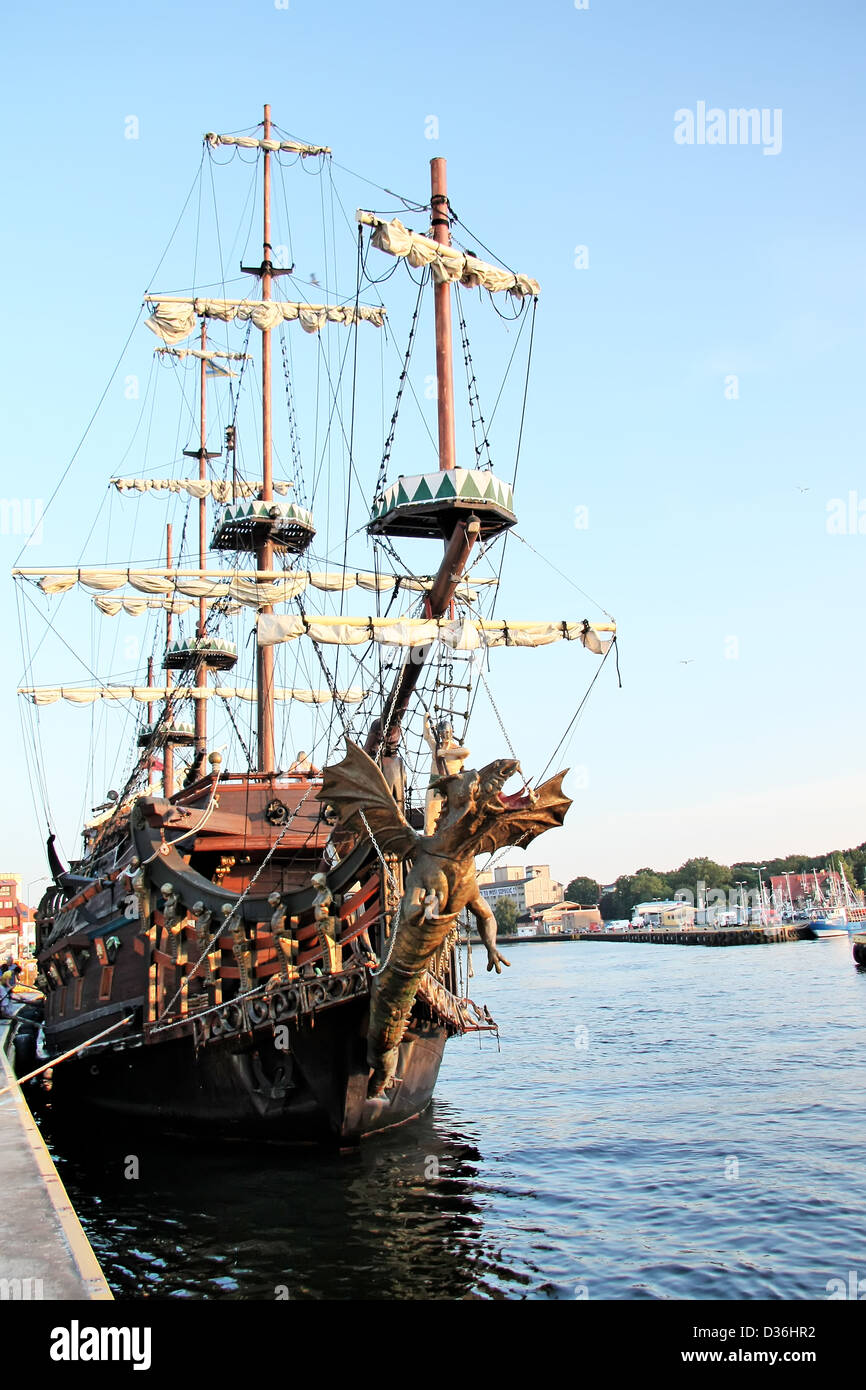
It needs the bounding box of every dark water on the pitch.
[43,937,866,1300]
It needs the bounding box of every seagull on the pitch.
[310,272,320,287]
[679,659,694,665]
[796,485,810,493]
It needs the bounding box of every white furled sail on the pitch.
[205,132,331,157]
[144,296,386,345]
[110,478,294,501]
[257,614,615,650]
[155,348,253,362]
[356,211,540,298]
[19,686,366,706]
[94,596,201,617]
[15,567,493,605]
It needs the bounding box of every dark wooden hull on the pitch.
[32,774,481,1145]
[43,1002,448,1144]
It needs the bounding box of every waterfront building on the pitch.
[0,873,36,959]
[519,901,602,934]
[632,899,695,929]
[477,864,564,915]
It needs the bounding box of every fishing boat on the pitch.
[12,108,616,1143]
[807,909,849,939]
[805,863,865,938]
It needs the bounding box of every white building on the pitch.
[477,864,564,915]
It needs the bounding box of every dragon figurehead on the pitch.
[318,740,571,1095]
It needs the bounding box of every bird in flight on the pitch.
[796,485,810,493]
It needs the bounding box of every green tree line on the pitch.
[565,841,866,921]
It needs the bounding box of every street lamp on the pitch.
[734,880,747,925]
[746,866,768,922]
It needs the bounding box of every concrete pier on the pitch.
[0,1027,112,1300]
[575,925,811,947]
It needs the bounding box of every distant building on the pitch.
[0,872,36,959]
[477,864,564,915]
[518,901,602,935]
[632,899,695,929]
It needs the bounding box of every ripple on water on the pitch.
[40,938,866,1299]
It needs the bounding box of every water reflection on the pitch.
[40,1100,516,1300]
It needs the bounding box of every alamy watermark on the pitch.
[1,498,43,545]
[826,492,866,535]
[674,103,782,156]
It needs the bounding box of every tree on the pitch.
[565,875,600,905]
[493,899,519,933]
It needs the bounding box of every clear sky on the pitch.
[1,0,864,899]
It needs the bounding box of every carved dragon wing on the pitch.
[470,769,573,857]
[318,739,419,860]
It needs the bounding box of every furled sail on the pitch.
[19,686,366,706]
[356,211,540,298]
[94,596,202,617]
[155,348,252,362]
[110,478,294,501]
[257,614,615,650]
[14,568,494,606]
[144,296,386,345]
[205,132,331,157]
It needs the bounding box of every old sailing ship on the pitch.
[12,109,616,1142]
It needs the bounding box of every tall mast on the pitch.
[430,157,456,474]
[163,523,174,797]
[366,157,478,758]
[257,102,276,772]
[193,321,210,761]
[146,656,155,787]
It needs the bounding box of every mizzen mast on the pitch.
[257,103,276,773]
[182,321,221,765]
[430,158,456,475]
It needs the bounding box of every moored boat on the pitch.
[13,109,616,1143]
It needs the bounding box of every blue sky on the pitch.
[2,0,864,896]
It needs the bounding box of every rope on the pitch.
[0,1015,135,1095]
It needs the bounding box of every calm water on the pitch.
[43,937,866,1300]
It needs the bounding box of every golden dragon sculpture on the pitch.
[319,740,571,1095]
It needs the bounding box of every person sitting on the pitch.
[0,961,17,1018]
[286,750,321,776]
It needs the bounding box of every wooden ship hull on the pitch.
[33,770,486,1144]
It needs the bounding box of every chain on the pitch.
[477,667,516,759]
[358,807,401,896]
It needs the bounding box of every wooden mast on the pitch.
[195,321,208,762]
[146,656,155,787]
[181,322,220,772]
[366,157,478,758]
[257,102,276,773]
[163,523,174,797]
[430,157,456,474]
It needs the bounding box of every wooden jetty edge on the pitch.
[575,925,812,947]
[0,1033,113,1300]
